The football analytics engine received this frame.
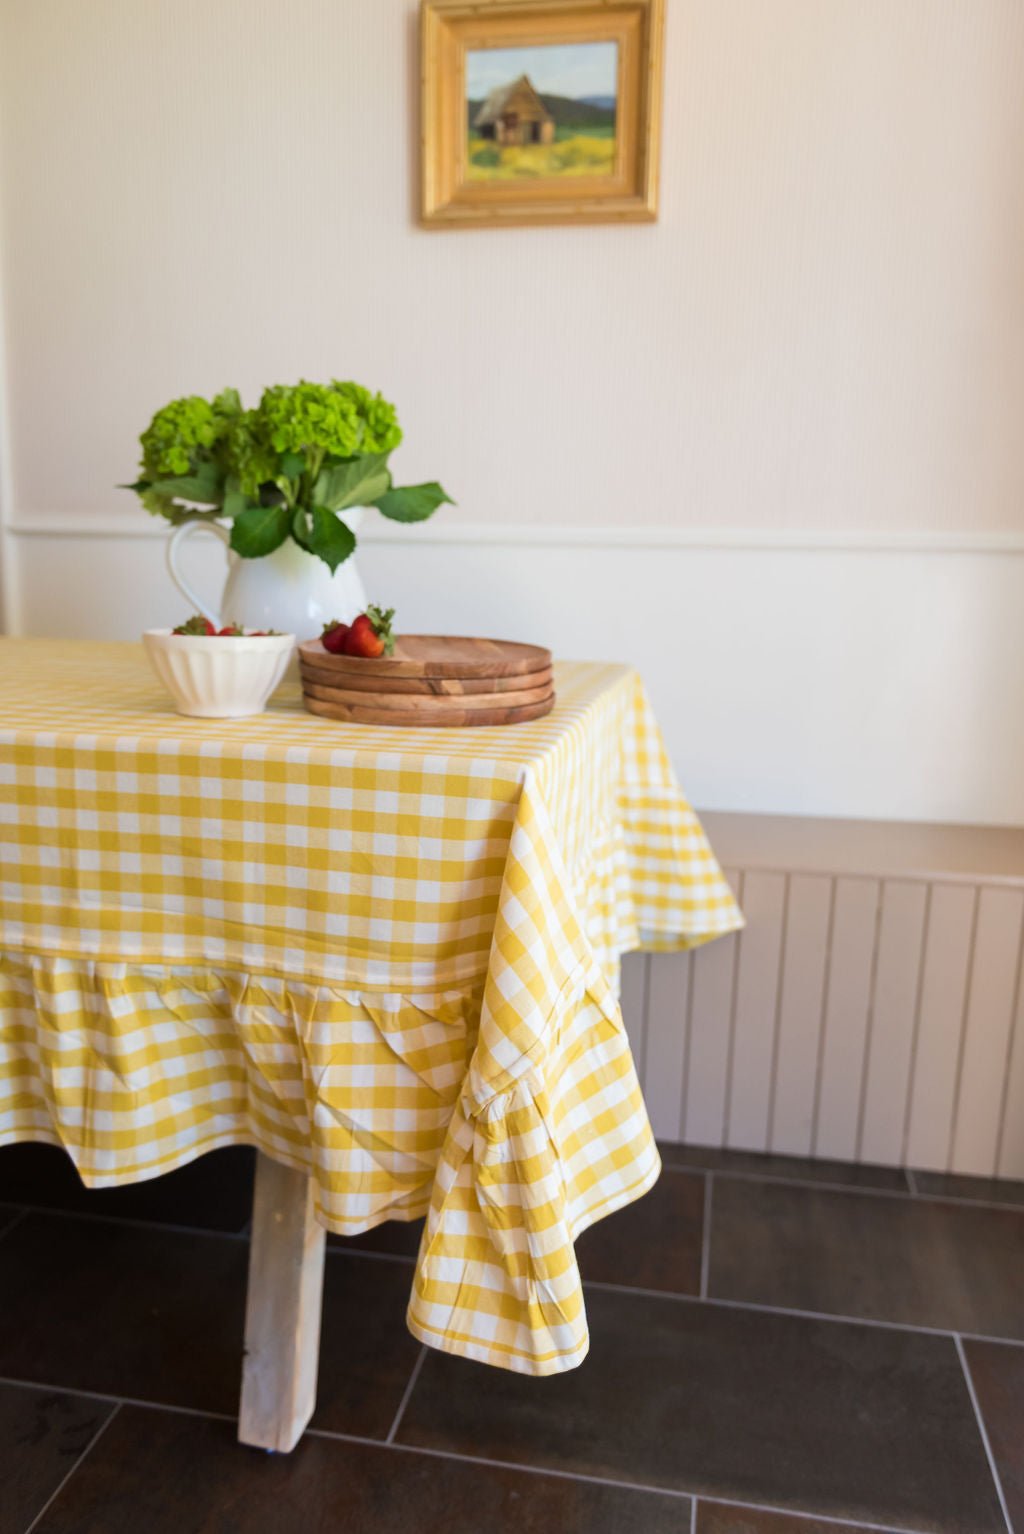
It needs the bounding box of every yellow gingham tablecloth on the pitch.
[0,639,742,1374]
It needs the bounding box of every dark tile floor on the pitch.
[1,1142,1021,1534]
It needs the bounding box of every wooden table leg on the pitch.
[238,1152,326,1452]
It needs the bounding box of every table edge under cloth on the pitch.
[0,658,744,1373]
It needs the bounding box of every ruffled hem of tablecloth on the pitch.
[1,943,659,1374]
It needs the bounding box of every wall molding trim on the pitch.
[6,511,1024,556]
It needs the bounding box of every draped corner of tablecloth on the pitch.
[405,964,662,1373]
[404,743,735,1374]
[0,647,743,1376]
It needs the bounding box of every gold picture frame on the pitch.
[420,0,665,229]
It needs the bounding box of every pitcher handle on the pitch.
[166,520,230,628]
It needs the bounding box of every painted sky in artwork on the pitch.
[466,42,618,101]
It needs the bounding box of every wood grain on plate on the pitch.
[298,661,554,697]
[302,694,556,728]
[302,679,554,712]
[297,635,552,680]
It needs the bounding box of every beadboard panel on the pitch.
[904,885,979,1169]
[623,869,1024,1179]
[723,872,786,1153]
[951,887,1024,1176]
[858,881,929,1167]
[682,869,741,1147]
[769,874,832,1157]
[812,877,879,1162]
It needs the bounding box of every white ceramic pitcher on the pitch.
[166,511,367,640]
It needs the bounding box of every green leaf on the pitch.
[280,450,306,480]
[222,487,248,524]
[307,507,356,573]
[313,453,392,513]
[374,482,453,523]
[119,478,150,493]
[230,502,291,559]
[150,460,225,506]
[291,506,313,551]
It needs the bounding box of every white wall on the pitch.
[1,0,1023,823]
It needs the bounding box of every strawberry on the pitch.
[218,623,244,636]
[321,619,350,654]
[343,606,395,658]
[173,614,216,636]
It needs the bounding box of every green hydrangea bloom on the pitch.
[257,380,403,463]
[228,409,280,498]
[258,381,360,460]
[139,395,218,479]
[332,381,403,453]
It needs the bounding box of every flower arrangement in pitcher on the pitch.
[122,381,453,572]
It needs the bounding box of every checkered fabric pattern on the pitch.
[0,639,742,1374]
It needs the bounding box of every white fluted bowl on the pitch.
[143,629,295,718]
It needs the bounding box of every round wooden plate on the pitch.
[299,660,555,697]
[302,694,556,728]
[298,635,552,680]
[302,679,554,711]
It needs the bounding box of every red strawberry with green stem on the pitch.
[173,614,216,636]
[321,620,350,654]
[343,606,395,658]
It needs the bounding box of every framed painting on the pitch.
[420,0,665,228]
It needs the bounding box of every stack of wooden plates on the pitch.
[298,636,555,726]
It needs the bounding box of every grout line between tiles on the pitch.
[8,1201,253,1243]
[0,1207,27,1242]
[329,1244,417,1267]
[23,1401,122,1534]
[0,1370,976,1534]
[955,1335,1014,1534]
[306,1425,923,1534]
[10,1161,1024,1255]
[385,1346,427,1445]
[656,1158,1024,1214]
[693,1495,916,1534]
[699,1172,713,1298]
[310,1425,698,1501]
[703,1499,916,1534]
[0,1375,238,1424]
[582,1279,1024,1349]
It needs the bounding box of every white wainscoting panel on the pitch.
[622,850,1024,1179]
[641,950,691,1144]
[813,877,879,1162]
[904,885,978,1169]
[683,869,741,1148]
[724,872,786,1153]
[949,887,1024,1177]
[858,881,929,1167]
[770,874,832,1157]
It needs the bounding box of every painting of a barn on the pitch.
[466,41,618,181]
[473,75,555,146]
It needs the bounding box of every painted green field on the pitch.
[467,131,616,180]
